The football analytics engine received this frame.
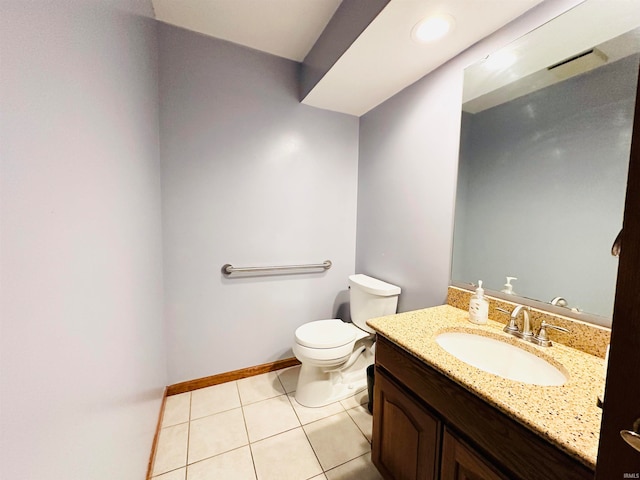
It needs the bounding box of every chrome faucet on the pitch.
[511,305,533,340]
[498,305,532,339]
[498,305,569,347]
[550,296,568,307]
[532,320,569,347]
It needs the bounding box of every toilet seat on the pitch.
[295,319,357,349]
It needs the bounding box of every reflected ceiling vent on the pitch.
[547,48,608,80]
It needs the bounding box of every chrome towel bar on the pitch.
[222,260,332,276]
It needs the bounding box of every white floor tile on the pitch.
[304,412,371,471]
[162,393,191,427]
[276,365,300,393]
[187,446,256,480]
[251,427,323,480]
[288,394,344,425]
[325,453,383,480]
[237,372,286,405]
[153,423,189,476]
[188,408,248,464]
[339,390,368,410]
[346,405,373,442]
[153,467,186,480]
[243,395,300,442]
[191,381,241,420]
[154,371,384,480]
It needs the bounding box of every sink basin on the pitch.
[435,332,568,386]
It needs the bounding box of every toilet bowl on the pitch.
[293,274,401,407]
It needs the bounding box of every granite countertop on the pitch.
[367,304,604,470]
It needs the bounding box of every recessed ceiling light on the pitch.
[411,14,455,44]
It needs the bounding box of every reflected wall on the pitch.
[453,54,639,318]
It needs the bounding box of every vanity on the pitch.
[367,300,607,480]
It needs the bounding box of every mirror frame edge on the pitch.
[450,280,612,328]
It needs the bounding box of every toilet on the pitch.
[293,274,401,407]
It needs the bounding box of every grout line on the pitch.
[240,392,287,407]
[237,381,259,480]
[303,409,372,474]
[248,424,303,446]
[185,392,192,471]
[247,443,259,480]
[256,363,314,475]
[185,444,252,467]
[150,465,186,479]
[190,406,243,422]
[323,451,374,477]
[300,420,325,474]
[275,366,288,393]
[345,405,373,444]
[285,390,304,426]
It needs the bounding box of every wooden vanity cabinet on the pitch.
[372,369,441,480]
[441,429,508,480]
[372,335,594,480]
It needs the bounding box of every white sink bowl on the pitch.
[435,332,568,386]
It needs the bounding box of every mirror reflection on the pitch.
[452,0,640,325]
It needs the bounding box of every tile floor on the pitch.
[151,365,383,480]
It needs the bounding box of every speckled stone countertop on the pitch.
[367,304,604,470]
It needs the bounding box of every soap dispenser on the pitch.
[469,280,489,325]
[501,276,517,294]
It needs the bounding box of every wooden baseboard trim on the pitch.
[146,386,168,480]
[166,357,301,396]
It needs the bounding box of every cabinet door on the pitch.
[441,428,508,480]
[372,369,440,480]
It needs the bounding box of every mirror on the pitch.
[452,0,640,326]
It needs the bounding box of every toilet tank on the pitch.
[348,274,401,332]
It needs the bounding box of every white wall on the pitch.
[0,1,166,479]
[158,24,359,384]
[355,0,583,312]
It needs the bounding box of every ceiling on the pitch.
[152,0,546,116]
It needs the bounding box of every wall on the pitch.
[355,0,583,313]
[158,24,359,384]
[0,1,166,479]
[453,55,639,318]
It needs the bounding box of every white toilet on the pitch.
[293,274,401,407]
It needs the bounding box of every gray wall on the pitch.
[356,66,463,311]
[453,55,639,317]
[355,0,583,312]
[158,24,359,384]
[300,0,389,99]
[0,1,166,479]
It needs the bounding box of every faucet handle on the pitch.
[533,320,569,347]
[497,307,519,334]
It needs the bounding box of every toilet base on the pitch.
[294,341,373,408]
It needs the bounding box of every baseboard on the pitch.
[166,357,301,396]
[146,386,168,480]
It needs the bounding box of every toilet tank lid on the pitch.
[349,274,401,296]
